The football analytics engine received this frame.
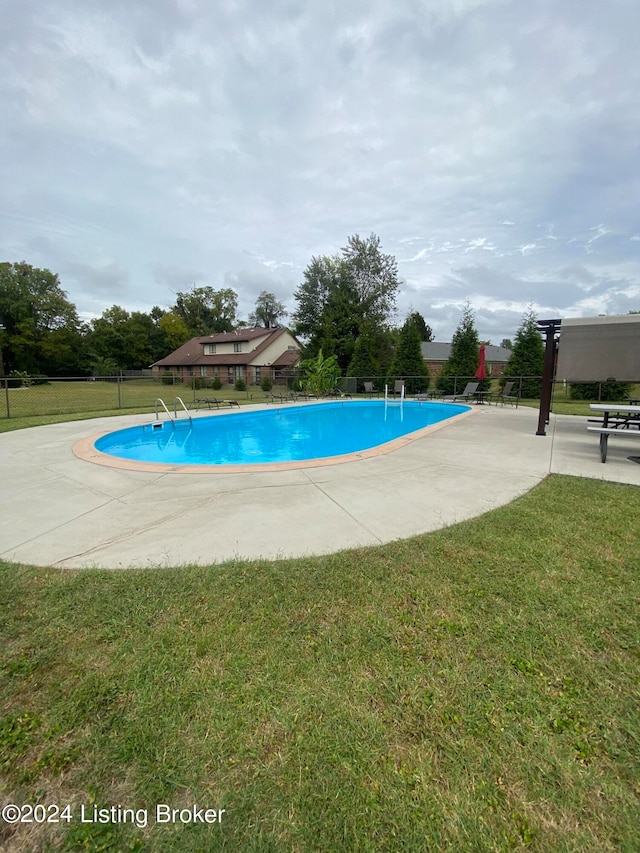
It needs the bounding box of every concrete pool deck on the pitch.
[1,402,639,569]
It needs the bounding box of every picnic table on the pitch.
[588,404,640,462]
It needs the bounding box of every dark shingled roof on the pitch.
[152,327,301,368]
[421,342,512,362]
[272,349,301,367]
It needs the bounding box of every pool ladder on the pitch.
[154,397,192,427]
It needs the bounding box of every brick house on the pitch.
[421,342,512,382]
[151,327,302,386]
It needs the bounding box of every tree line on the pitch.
[0,262,288,377]
[0,237,550,392]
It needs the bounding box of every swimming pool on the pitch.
[91,401,471,469]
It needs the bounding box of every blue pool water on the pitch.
[95,401,469,466]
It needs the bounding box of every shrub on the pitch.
[161,374,178,386]
[234,379,246,392]
[261,376,273,392]
[192,377,206,390]
[211,377,222,390]
[570,381,632,402]
[301,349,340,395]
[7,370,31,388]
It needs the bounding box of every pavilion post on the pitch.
[536,319,561,436]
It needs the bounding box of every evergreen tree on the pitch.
[388,317,429,394]
[407,311,434,342]
[347,324,380,391]
[315,276,360,373]
[436,303,481,394]
[503,308,544,398]
[375,326,398,375]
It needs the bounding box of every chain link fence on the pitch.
[1,375,153,419]
[2,373,637,420]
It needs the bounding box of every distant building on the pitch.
[421,342,512,381]
[151,327,302,385]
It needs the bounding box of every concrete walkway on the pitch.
[1,404,638,569]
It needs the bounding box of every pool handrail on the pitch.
[154,397,193,426]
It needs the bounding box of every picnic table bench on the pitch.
[194,397,240,410]
[587,404,640,462]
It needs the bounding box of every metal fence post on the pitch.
[118,372,122,409]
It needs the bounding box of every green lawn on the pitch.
[2,379,639,430]
[1,476,639,852]
[0,378,165,419]
[0,381,260,432]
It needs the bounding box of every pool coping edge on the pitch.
[72,402,476,474]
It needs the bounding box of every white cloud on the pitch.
[0,0,638,342]
[402,248,431,263]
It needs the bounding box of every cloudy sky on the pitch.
[1,0,639,344]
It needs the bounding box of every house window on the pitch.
[187,367,193,376]
[206,344,216,354]
[200,366,207,377]
[235,366,243,381]
[254,366,261,384]
[233,342,242,352]
[227,367,234,384]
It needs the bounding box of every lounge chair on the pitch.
[492,381,518,407]
[443,382,479,402]
[290,390,318,401]
[321,387,353,399]
[264,391,293,403]
[194,397,240,410]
